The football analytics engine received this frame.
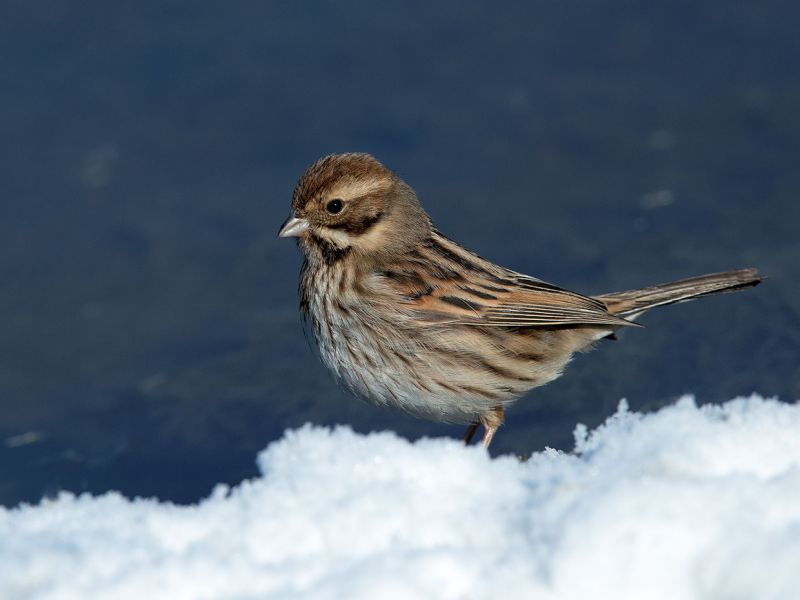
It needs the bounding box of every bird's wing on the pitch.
[374,231,637,329]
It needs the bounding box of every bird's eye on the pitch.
[326,199,344,214]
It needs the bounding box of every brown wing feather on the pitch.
[376,231,636,329]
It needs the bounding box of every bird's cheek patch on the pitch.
[351,218,393,252]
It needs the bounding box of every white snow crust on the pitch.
[2,395,799,600]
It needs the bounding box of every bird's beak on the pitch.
[278,214,309,238]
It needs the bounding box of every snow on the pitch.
[1,394,799,600]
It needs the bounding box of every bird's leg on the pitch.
[480,406,505,449]
[462,421,479,445]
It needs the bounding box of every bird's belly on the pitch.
[317,333,502,423]
[311,310,569,423]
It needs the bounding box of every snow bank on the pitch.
[2,395,799,600]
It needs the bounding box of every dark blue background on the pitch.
[1,1,797,505]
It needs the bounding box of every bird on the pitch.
[278,153,762,449]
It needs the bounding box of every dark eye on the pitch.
[326,199,344,214]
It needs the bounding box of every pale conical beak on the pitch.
[278,214,309,238]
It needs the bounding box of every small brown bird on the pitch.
[279,153,761,448]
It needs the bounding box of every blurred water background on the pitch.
[1,1,798,505]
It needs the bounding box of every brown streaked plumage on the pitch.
[279,153,762,448]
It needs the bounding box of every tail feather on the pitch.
[596,268,762,319]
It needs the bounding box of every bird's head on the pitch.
[278,153,431,263]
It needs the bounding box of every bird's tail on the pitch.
[595,268,762,320]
